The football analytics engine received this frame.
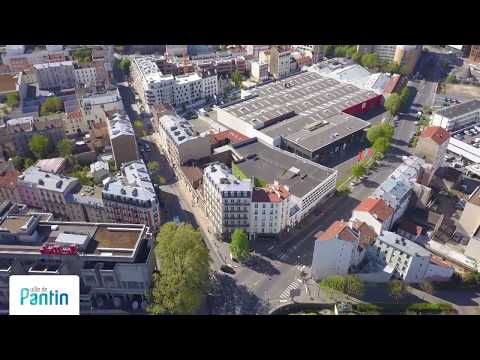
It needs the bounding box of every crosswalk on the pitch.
[279,279,303,300]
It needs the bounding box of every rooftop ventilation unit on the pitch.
[56,180,63,189]
[121,188,126,195]
[132,188,138,197]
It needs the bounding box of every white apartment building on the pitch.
[312,220,376,280]
[431,99,480,131]
[157,114,211,166]
[203,162,252,239]
[201,71,218,99]
[352,197,395,235]
[250,181,290,237]
[131,56,175,113]
[73,65,97,88]
[250,61,269,82]
[34,61,76,90]
[173,73,203,106]
[368,231,431,283]
[102,160,161,232]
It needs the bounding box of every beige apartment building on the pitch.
[107,113,139,168]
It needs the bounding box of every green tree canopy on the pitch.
[229,228,250,262]
[57,139,74,158]
[120,58,131,75]
[345,46,358,59]
[24,158,35,168]
[334,46,347,58]
[352,162,367,179]
[40,97,64,116]
[231,70,244,88]
[360,52,380,69]
[147,161,160,171]
[324,45,335,58]
[319,275,364,298]
[73,47,92,64]
[384,93,402,117]
[147,222,210,315]
[399,65,410,76]
[388,280,408,303]
[29,134,50,159]
[11,156,24,171]
[383,61,400,74]
[373,137,391,155]
[400,87,410,107]
[351,51,363,63]
[367,123,394,144]
[420,280,434,295]
[6,92,19,108]
[446,74,458,84]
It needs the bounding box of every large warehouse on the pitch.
[215,70,383,164]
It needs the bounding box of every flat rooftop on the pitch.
[220,71,375,151]
[379,231,431,257]
[231,139,336,198]
[435,99,480,119]
[468,186,480,206]
[0,220,145,257]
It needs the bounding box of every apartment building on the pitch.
[73,64,97,88]
[173,73,203,105]
[352,197,395,235]
[250,61,269,82]
[270,46,291,79]
[201,70,218,99]
[291,45,324,63]
[157,114,211,167]
[2,45,67,73]
[367,231,431,283]
[102,160,161,233]
[107,113,139,168]
[34,61,76,90]
[80,88,124,131]
[203,162,252,239]
[16,166,80,216]
[0,115,65,159]
[131,56,175,112]
[0,213,155,310]
[244,45,270,59]
[458,186,480,238]
[414,126,450,183]
[250,181,290,237]
[312,220,376,280]
[357,45,422,74]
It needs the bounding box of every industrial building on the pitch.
[215,71,380,165]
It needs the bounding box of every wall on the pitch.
[425,263,454,281]
[404,255,430,283]
[458,202,480,237]
[351,210,383,235]
[311,238,355,280]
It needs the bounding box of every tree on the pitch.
[400,87,410,107]
[6,92,19,108]
[147,222,209,315]
[351,51,363,63]
[11,156,24,170]
[420,280,434,295]
[133,119,144,136]
[229,228,250,262]
[384,93,402,117]
[345,46,357,59]
[40,97,64,116]
[319,275,364,299]
[73,47,92,64]
[324,45,335,58]
[24,158,35,168]
[231,70,243,89]
[388,280,408,303]
[57,139,73,158]
[367,123,394,144]
[360,52,379,69]
[120,58,131,76]
[373,137,391,155]
[334,46,347,58]
[446,74,458,84]
[147,161,160,172]
[399,65,410,76]
[352,162,367,179]
[383,61,400,74]
[29,135,50,159]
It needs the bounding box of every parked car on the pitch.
[220,265,236,275]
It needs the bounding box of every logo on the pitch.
[9,275,80,315]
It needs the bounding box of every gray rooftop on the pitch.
[221,71,375,151]
[204,162,252,192]
[160,114,200,145]
[378,231,431,257]
[19,166,79,193]
[107,113,135,139]
[103,160,157,203]
[435,99,480,119]
[231,139,336,198]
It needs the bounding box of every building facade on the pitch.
[107,113,139,168]
[250,61,269,82]
[203,162,252,239]
[352,197,395,235]
[34,61,76,90]
[270,46,291,79]
[469,45,480,64]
